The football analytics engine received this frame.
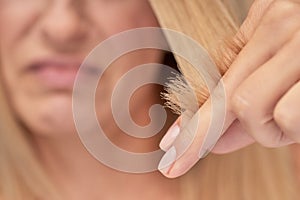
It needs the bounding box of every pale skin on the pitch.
[1,0,299,198]
[159,0,300,178]
[0,0,179,199]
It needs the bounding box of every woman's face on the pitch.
[0,0,162,136]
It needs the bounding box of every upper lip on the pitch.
[26,57,84,72]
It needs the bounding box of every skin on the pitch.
[0,0,163,138]
[0,0,179,199]
[159,0,300,178]
[2,0,298,197]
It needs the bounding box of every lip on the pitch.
[26,57,83,90]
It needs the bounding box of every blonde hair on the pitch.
[150,0,298,199]
[0,81,59,199]
[0,0,298,199]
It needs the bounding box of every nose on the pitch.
[41,2,88,52]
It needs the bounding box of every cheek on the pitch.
[0,5,54,135]
[0,2,44,47]
[0,4,43,89]
[0,1,160,137]
[88,1,159,37]
[14,93,77,136]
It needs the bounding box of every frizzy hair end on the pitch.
[149,0,246,115]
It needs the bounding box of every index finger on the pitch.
[158,0,297,178]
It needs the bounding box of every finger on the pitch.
[158,92,219,177]
[159,117,181,151]
[211,0,300,154]
[158,0,300,178]
[238,0,273,39]
[224,0,300,93]
[211,120,255,154]
[231,32,300,147]
[208,0,300,153]
[274,81,300,142]
[220,0,300,130]
[158,0,273,154]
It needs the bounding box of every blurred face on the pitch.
[0,0,162,137]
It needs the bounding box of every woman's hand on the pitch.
[158,0,300,178]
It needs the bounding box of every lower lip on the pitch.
[31,65,79,89]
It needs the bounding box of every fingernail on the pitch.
[158,146,177,174]
[159,124,180,151]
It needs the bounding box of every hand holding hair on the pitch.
[156,0,300,178]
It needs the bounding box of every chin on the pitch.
[17,93,78,138]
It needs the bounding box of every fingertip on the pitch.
[159,124,180,151]
[167,152,200,178]
[158,146,177,174]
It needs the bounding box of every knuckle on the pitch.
[270,0,300,16]
[230,92,251,120]
[274,105,298,133]
[262,0,300,26]
[256,133,283,148]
